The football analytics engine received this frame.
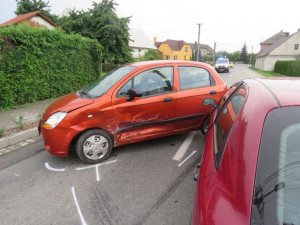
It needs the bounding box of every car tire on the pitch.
[76,129,113,164]
[201,116,210,135]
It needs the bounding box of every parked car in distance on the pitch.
[40,60,227,164]
[215,57,229,73]
[191,78,300,225]
[229,61,234,68]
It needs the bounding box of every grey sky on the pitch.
[0,0,299,53]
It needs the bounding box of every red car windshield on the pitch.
[251,106,300,225]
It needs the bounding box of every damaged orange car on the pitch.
[40,60,227,163]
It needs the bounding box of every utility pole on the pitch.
[213,42,216,62]
[197,23,202,62]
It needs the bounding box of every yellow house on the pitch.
[154,38,193,60]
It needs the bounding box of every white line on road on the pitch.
[172,131,197,161]
[178,150,197,167]
[76,160,117,171]
[14,173,20,177]
[45,162,66,172]
[71,187,87,225]
[95,165,100,181]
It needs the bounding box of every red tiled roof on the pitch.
[155,39,187,51]
[0,11,57,28]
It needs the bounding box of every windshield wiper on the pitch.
[80,88,93,99]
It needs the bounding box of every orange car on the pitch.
[40,60,227,163]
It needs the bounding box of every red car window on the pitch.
[214,83,246,169]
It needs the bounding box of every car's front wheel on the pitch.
[76,129,113,164]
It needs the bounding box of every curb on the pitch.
[0,128,39,149]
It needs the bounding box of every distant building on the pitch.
[0,11,58,30]
[154,39,192,60]
[255,29,300,71]
[129,28,156,58]
[187,42,215,56]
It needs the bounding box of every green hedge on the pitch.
[0,25,102,110]
[274,60,300,76]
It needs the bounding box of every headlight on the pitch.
[42,112,68,129]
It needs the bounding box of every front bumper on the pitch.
[41,126,77,157]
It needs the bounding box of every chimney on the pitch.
[154,37,157,44]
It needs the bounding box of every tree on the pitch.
[240,43,248,64]
[138,49,161,61]
[59,0,133,64]
[15,0,59,23]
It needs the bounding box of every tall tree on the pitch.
[240,43,248,64]
[60,0,133,64]
[15,0,59,23]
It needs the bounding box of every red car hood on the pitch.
[43,92,94,119]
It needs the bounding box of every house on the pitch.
[0,11,58,30]
[129,28,156,58]
[255,29,300,71]
[154,39,193,60]
[187,42,215,56]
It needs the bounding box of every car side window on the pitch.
[117,66,174,97]
[214,83,246,169]
[178,66,215,90]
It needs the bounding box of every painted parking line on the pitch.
[71,187,87,225]
[178,150,197,167]
[172,131,197,161]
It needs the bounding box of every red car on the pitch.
[40,60,226,163]
[192,78,300,225]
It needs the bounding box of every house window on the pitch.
[174,55,178,60]
[294,44,299,50]
[185,47,188,52]
[166,55,170,60]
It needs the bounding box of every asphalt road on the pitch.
[0,64,263,225]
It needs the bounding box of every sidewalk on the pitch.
[0,98,56,150]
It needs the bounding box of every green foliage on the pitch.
[15,0,59,23]
[240,43,248,64]
[0,25,102,110]
[137,49,161,61]
[59,0,133,64]
[202,55,214,62]
[12,114,25,129]
[0,128,4,138]
[248,53,256,65]
[274,60,300,76]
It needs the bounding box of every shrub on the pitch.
[0,25,102,110]
[274,60,300,76]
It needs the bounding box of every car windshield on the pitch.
[251,106,300,225]
[216,59,229,64]
[80,66,136,98]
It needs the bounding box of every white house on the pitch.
[129,28,156,58]
[255,29,300,71]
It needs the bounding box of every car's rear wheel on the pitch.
[76,129,113,164]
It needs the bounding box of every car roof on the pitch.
[126,60,211,68]
[245,77,300,107]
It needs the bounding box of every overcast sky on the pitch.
[0,0,299,53]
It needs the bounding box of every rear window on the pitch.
[251,106,300,225]
[214,83,246,169]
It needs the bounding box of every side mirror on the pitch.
[203,98,215,107]
[126,89,142,102]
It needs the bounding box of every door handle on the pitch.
[210,90,217,95]
[164,97,172,103]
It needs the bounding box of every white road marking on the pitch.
[172,131,197,161]
[71,187,87,225]
[96,165,100,181]
[14,173,20,177]
[45,162,66,172]
[178,150,197,167]
[76,160,117,171]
